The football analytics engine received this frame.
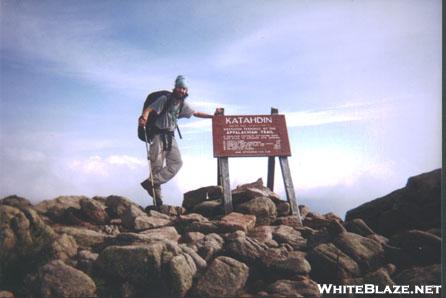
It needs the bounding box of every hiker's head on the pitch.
[173,75,188,99]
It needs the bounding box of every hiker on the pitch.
[138,75,217,206]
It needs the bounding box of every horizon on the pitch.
[0,0,441,218]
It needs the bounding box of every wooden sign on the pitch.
[212,114,291,157]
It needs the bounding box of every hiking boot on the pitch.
[141,179,162,204]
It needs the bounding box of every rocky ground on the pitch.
[0,169,441,297]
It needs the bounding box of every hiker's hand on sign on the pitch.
[138,116,147,127]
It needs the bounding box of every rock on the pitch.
[235,197,277,225]
[345,218,375,236]
[95,243,169,286]
[194,233,224,261]
[179,245,207,270]
[54,226,110,250]
[0,205,55,290]
[167,253,197,297]
[79,198,108,225]
[25,260,96,298]
[181,232,205,244]
[345,169,441,236]
[298,205,311,219]
[389,229,441,265]
[261,248,311,277]
[303,212,343,230]
[192,256,249,298]
[276,201,291,217]
[183,221,220,234]
[76,250,98,276]
[248,226,278,247]
[146,209,171,220]
[232,178,281,205]
[334,232,384,272]
[366,233,389,246]
[139,226,180,242]
[266,277,321,298]
[219,212,256,233]
[0,195,33,209]
[342,267,395,288]
[393,264,440,286]
[272,225,307,250]
[34,196,86,222]
[175,213,211,234]
[49,233,78,262]
[104,195,138,219]
[157,205,186,216]
[225,234,268,264]
[183,186,223,211]
[192,199,224,218]
[121,205,171,231]
[177,213,209,224]
[308,243,360,282]
[274,215,302,229]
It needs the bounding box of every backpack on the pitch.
[137,90,184,142]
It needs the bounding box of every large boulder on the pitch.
[24,260,96,298]
[54,226,111,250]
[111,227,180,246]
[231,178,281,205]
[345,218,375,236]
[219,212,256,233]
[0,205,55,290]
[34,196,87,222]
[345,169,441,236]
[192,256,249,297]
[389,230,441,266]
[166,253,197,297]
[0,195,33,209]
[333,232,384,272]
[235,197,277,225]
[342,266,395,288]
[79,198,108,225]
[261,248,311,277]
[95,242,173,286]
[193,233,224,261]
[308,243,360,282]
[182,186,223,211]
[48,233,78,262]
[121,205,172,231]
[225,233,268,264]
[272,225,307,250]
[104,195,139,219]
[192,199,224,218]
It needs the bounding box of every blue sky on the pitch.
[0,0,441,217]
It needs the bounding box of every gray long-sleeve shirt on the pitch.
[149,95,194,131]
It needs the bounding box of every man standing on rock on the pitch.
[138,75,218,207]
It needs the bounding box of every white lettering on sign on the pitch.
[225,116,273,125]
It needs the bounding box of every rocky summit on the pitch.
[0,170,441,298]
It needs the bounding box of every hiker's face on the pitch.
[174,87,188,99]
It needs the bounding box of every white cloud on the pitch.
[69,154,145,176]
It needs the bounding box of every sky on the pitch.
[0,0,442,218]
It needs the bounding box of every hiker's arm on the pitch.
[193,108,224,119]
[193,111,213,119]
[139,107,153,126]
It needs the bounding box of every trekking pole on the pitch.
[143,126,157,207]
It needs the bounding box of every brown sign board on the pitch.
[212,114,292,157]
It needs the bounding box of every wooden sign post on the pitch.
[213,108,302,224]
